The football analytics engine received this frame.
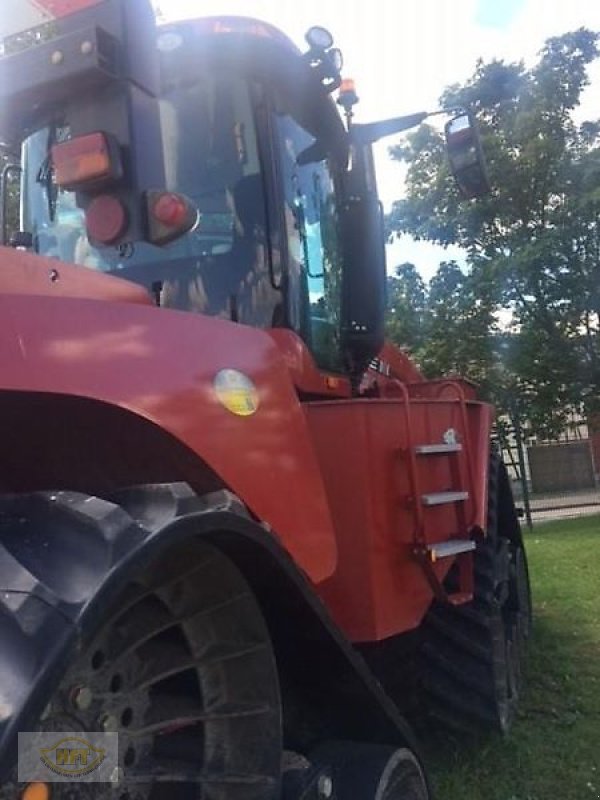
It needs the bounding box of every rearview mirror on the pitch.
[445,113,490,199]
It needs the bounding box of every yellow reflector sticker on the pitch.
[214,369,259,417]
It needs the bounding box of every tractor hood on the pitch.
[0,247,153,305]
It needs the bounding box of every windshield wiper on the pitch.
[36,128,58,222]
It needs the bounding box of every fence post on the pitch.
[512,408,533,530]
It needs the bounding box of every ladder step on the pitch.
[428,539,476,559]
[422,491,469,506]
[415,443,462,455]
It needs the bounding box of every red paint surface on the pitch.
[31,0,101,18]
[307,398,492,641]
[0,248,496,641]
[0,285,337,583]
[0,246,152,305]
[267,329,351,398]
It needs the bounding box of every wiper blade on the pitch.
[35,127,57,222]
[36,155,57,222]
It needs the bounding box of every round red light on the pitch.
[85,195,128,244]
[152,193,188,227]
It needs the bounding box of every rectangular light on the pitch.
[51,132,122,190]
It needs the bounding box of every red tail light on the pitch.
[152,193,189,227]
[146,191,198,245]
[85,194,128,244]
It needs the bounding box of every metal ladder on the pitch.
[398,383,477,604]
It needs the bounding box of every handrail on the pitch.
[395,381,425,546]
[432,380,478,530]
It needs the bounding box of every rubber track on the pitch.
[419,453,526,733]
[0,492,282,799]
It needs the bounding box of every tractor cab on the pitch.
[2,3,357,374]
[0,0,488,382]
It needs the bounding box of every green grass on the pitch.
[427,514,600,800]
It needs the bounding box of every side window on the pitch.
[275,114,343,373]
[22,76,282,329]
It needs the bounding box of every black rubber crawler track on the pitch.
[1,495,282,800]
[419,452,532,734]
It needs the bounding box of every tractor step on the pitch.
[415,443,462,455]
[421,491,469,506]
[427,539,476,560]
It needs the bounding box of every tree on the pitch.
[385,260,501,399]
[388,28,600,437]
[420,261,499,392]
[385,262,427,352]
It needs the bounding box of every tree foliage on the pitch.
[386,261,501,397]
[387,28,600,438]
[386,262,427,351]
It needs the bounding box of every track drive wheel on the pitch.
[419,453,532,734]
[311,742,429,799]
[8,537,282,799]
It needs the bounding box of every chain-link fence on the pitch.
[496,412,600,527]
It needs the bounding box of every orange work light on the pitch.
[51,132,122,191]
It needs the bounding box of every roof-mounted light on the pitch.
[303,26,342,93]
[305,26,333,50]
[329,48,343,73]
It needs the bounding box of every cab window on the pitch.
[275,112,344,372]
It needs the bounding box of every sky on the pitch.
[155,1,599,277]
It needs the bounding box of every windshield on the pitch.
[21,72,279,326]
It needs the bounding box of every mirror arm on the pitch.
[349,105,471,145]
[350,112,428,145]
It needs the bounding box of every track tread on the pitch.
[418,452,531,734]
[1,490,282,799]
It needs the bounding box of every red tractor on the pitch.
[0,2,531,797]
